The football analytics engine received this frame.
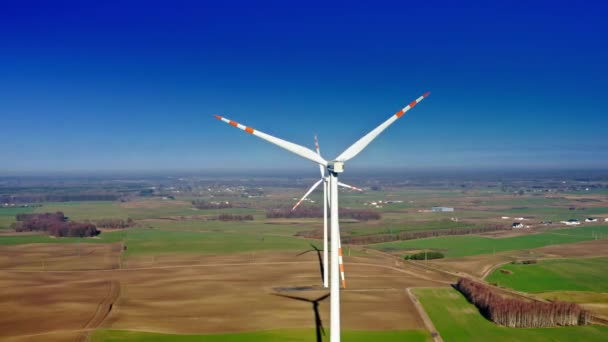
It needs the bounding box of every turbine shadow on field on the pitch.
[273,292,330,342]
[297,243,324,285]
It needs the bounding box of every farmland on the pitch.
[1,172,608,341]
[487,257,608,293]
[370,225,608,258]
[91,329,431,342]
[414,287,608,341]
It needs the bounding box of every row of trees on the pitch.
[16,212,66,222]
[93,218,135,229]
[403,251,444,260]
[192,200,233,209]
[1,193,119,203]
[266,206,381,221]
[340,224,506,245]
[13,212,100,238]
[455,278,589,328]
[214,214,254,221]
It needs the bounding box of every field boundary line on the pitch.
[406,287,443,342]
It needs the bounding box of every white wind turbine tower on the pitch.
[291,135,362,289]
[215,91,430,341]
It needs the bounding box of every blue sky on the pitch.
[1,1,607,173]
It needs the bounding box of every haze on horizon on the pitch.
[2,1,607,173]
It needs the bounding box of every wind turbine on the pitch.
[215,91,430,341]
[291,135,362,289]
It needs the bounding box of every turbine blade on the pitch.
[273,293,312,302]
[296,249,313,256]
[314,135,325,178]
[335,92,430,162]
[316,293,330,302]
[338,182,363,191]
[292,178,323,211]
[215,115,327,166]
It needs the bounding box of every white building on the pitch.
[585,217,598,222]
[512,222,524,229]
[432,207,454,212]
[561,219,581,226]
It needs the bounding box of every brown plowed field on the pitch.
[0,243,123,271]
[0,244,451,339]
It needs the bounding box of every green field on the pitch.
[0,207,34,229]
[370,225,608,257]
[414,288,608,342]
[120,228,316,256]
[33,201,227,220]
[91,329,430,342]
[0,229,126,245]
[487,257,608,293]
[0,200,324,256]
[0,226,318,257]
[346,219,476,236]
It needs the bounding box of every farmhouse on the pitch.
[432,206,454,212]
[512,222,524,229]
[585,217,598,222]
[561,219,581,226]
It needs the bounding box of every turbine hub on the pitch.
[328,161,344,173]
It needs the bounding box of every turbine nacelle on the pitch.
[327,161,344,174]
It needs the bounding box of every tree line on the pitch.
[455,278,589,328]
[338,224,506,245]
[266,206,381,221]
[403,251,444,260]
[2,193,119,203]
[214,213,254,221]
[93,218,135,229]
[12,212,100,238]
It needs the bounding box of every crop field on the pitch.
[0,244,448,341]
[426,238,608,278]
[0,207,33,229]
[414,287,608,342]
[1,178,607,341]
[91,329,431,341]
[487,257,608,293]
[485,256,608,320]
[370,225,608,258]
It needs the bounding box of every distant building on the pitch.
[432,207,454,212]
[561,219,580,226]
[512,222,524,229]
[501,216,510,219]
[585,217,598,222]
